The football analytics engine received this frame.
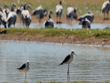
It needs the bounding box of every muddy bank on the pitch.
[0,33,110,45]
[16,16,110,24]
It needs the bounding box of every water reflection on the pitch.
[0,40,110,82]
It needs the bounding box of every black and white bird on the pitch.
[17,61,30,82]
[59,50,77,82]
[32,5,48,23]
[7,3,17,27]
[0,7,7,28]
[78,10,94,24]
[16,2,24,23]
[66,5,78,23]
[56,1,63,23]
[44,10,54,28]
[16,2,24,15]
[101,0,110,20]
[81,18,91,29]
[3,4,10,18]
[21,3,31,27]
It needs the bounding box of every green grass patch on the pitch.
[3,28,110,39]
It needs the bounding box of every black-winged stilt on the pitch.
[59,50,77,82]
[17,61,30,82]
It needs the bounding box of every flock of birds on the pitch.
[1,0,110,82]
[0,0,110,29]
[17,50,77,82]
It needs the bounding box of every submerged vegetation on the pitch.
[3,27,110,39]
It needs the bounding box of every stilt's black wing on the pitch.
[59,54,70,65]
[17,63,26,70]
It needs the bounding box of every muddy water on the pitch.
[1,23,110,29]
[0,40,110,82]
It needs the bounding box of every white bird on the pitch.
[7,3,17,27]
[17,61,30,82]
[32,5,48,23]
[66,5,78,23]
[16,2,24,15]
[44,10,54,28]
[102,0,110,19]
[21,3,31,27]
[59,50,77,82]
[56,1,63,23]
[0,7,7,28]
[3,4,10,18]
[16,3,24,23]
[81,18,91,28]
[78,10,94,24]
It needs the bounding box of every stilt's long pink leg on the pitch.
[67,64,70,82]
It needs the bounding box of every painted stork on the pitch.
[56,1,63,23]
[21,3,31,27]
[81,18,91,29]
[7,3,17,27]
[17,61,30,82]
[32,5,48,23]
[16,3,24,23]
[102,0,110,20]
[3,4,10,18]
[0,7,7,28]
[16,2,24,15]
[77,10,94,24]
[66,5,78,23]
[44,10,54,28]
[59,50,77,82]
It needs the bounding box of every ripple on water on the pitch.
[0,40,110,82]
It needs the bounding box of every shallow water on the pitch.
[16,23,110,29]
[0,40,110,82]
[1,23,110,29]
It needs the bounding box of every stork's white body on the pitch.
[67,7,74,15]
[56,4,63,13]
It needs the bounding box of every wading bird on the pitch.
[16,2,24,15]
[56,1,63,24]
[21,3,31,27]
[32,5,48,23]
[66,5,78,23]
[17,61,30,82]
[0,7,7,28]
[81,18,91,28]
[7,3,17,27]
[16,3,24,24]
[102,0,110,20]
[59,50,77,82]
[77,10,94,24]
[44,10,54,28]
[3,4,10,18]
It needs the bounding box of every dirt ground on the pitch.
[0,33,110,46]
[0,15,110,46]
[16,16,110,24]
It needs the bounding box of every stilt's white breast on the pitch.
[67,55,73,64]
